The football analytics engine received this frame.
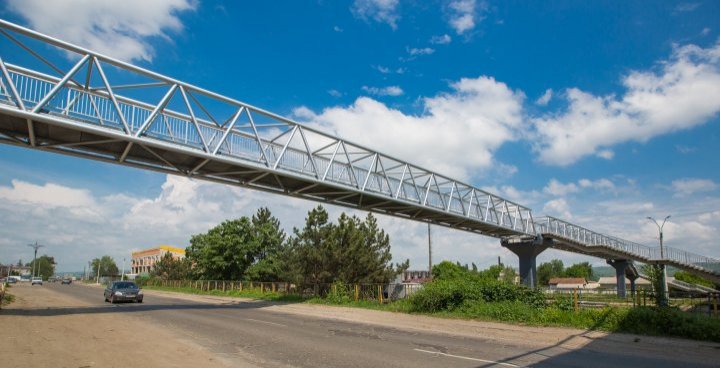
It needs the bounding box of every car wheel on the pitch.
[137,299,143,303]
[110,296,115,304]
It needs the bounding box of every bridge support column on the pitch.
[607,259,629,298]
[629,274,637,298]
[502,237,549,289]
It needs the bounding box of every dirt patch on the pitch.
[0,283,240,368]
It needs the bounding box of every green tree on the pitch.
[186,217,256,280]
[283,206,408,285]
[90,256,119,278]
[432,261,468,280]
[28,255,55,280]
[283,206,333,284]
[642,264,665,305]
[537,259,564,286]
[151,252,191,280]
[245,208,287,281]
[564,262,594,281]
[674,271,715,288]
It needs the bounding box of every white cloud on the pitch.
[543,198,572,219]
[334,26,344,32]
[407,47,435,56]
[671,178,718,197]
[447,0,485,35]
[543,178,615,197]
[701,27,711,36]
[578,178,615,191]
[543,179,579,197]
[5,0,196,62]
[0,179,95,209]
[596,149,614,160]
[351,0,400,29]
[0,175,514,273]
[532,42,720,166]
[327,89,343,98]
[374,65,391,74]
[673,3,701,13]
[676,145,697,154]
[361,85,404,96]
[296,76,525,180]
[430,34,452,45]
[535,88,553,106]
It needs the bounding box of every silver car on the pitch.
[104,281,143,303]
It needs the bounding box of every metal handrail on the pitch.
[537,216,720,275]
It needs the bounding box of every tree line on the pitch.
[537,259,594,286]
[152,206,409,285]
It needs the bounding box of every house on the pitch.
[548,277,587,290]
[597,276,654,290]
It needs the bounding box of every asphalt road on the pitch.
[21,282,719,368]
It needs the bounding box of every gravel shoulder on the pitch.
[0,283,241,368]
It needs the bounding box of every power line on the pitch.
[27,241,45,278]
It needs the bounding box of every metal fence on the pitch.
[140,279,424,303]
[542,288,720,316]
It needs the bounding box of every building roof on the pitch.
[548,277,586,285]
[597,276,653,285]
[132,245,185,256]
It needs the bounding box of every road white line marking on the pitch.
[413,348,520,367]
[244,318,287,327]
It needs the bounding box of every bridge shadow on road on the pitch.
[0,298,290,317]
[468,308,720,368]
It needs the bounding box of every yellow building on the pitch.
[131,245,185,275]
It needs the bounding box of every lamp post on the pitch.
[647,215,670,307]
[27,242,45,278]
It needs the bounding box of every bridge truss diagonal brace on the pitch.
[502,237,550,289]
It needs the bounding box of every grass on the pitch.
[142,284,305,302]
[1,284,14,307]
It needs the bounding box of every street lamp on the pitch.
[27,242,45,278]
[647,215,670,306]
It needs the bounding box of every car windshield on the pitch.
[114,282,137,289]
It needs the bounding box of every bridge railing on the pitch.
[535,216,654,260]
[650,246,720,272]
[537,216,720,274]
[0,19,536,237]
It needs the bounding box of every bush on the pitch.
[618,307,720,341]
[410,278,546,312]
[325,281,352,304]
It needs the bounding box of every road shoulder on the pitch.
[0,283,242,368]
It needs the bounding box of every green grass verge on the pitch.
[142,285,304,302]
[1,291,14,307]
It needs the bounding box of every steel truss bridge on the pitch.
[0,20,718,284]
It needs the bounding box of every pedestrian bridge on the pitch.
[0,19,718,286]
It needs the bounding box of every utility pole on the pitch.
[96,260,101,284]
[121,258,126,281]
[27,242,45,278]
[647,215,670,307]
[428,223,432,276]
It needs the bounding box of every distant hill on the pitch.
[593,265,681,280]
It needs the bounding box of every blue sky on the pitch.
[0,0,719,273]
